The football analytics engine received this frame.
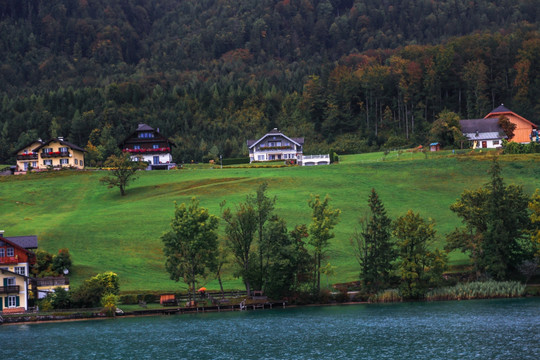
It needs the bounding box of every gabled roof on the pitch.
[247,128,304,149]
[5,235,38,249]
[13,140,44,155]
[0,268,32,280]
[0,236,35,258]
[33,138,85,152]
[120,124,176,147]
[460,118,503,133]
[484,104,537,128]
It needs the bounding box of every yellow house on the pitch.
[14,139,44,172]
[15,137,85,173]
[0,269,30,313]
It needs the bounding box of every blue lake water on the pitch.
[1,298,539,360]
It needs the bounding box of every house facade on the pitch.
[460,118,507,149]
[15,137,85,173]
[247,128,304,163]
[484,105,537,144]
[0,233,36,313]
[120,124,176,170]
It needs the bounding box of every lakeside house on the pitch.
[120,124,176,170]
[14,137,85,173]
[0,231,37,313]
[247,128,304,163]
[460,105,537,148]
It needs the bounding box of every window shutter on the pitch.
[4,296,7,308]
[3,278,6,287]
[0,296,3,310]
[16,295,20,307]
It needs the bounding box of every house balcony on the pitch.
[36,276,70,287]
[0,285,20,294]
[16,153,38,160]
[256,146,294,152]
[123,147,171,154]
[41,151,70,158]
[0,256,19,265]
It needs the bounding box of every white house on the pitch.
[119,124,176,170]
[459,118,507,149]
[247,129,304,163]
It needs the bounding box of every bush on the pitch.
[119,294,139,305]
[50,287,72,309]
[72,271,120,308]
[52,248,72,275]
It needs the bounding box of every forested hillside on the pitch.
[1,0,539,163]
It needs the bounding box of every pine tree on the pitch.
[352,188,395,293]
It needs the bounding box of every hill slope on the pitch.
[2,153,539,291]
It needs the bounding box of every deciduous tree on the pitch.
[162,198,219,303]
[308,194,341,294]
[393,210,447,299]
[100,153,146,196]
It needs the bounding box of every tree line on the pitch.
[1,1,540,164]
[162,160,540,301]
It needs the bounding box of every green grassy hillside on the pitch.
[2,152,539,292]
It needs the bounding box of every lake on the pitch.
[1,298,539,359]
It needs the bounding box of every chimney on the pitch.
[0,230,4,237]
[58,136,64,141]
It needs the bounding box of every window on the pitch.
[59,147,68,153]
[75,159,78,165]
[493,140,499,145]
[43,148,52,153]
[0,248,4,257]
[6,277,15,286]
[7,295,18,308]
[138,132,154,138]
[153,156,159,165]
[80,160,83,166]
[153,144,159,149]
[14,266,25,276]
[257,155,264,161]
[44,160,52,166]
[24,162,29,170]
[32,161,37,168]
[60,159,69,165]
[134,145,140,150]
[6,248,14,257]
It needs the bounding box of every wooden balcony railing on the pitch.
[36,277,70,287]
[0,285,20,294]
[41,151,69,158]
[16,154,38,160]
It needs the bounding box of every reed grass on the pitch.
[426,281,525,301]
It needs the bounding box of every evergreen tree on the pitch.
[352,188,395,293]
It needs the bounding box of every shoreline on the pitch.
[3,296,536,326]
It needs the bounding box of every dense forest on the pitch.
[1,0,539,163]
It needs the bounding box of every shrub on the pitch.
[50,287,72,309]
[52,248,72,275]
[72,271,120,308]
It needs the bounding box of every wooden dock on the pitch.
[126,301,287,317]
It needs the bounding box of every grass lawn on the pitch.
[1,151,539,292]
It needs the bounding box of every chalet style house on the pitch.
[15,137,85,173]
[460,105,537,148]
[0,232,37,313]
[247,129,304,163]
[459,118,507,149]
[120,124,176,170]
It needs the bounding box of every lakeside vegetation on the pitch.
[2,151,539,293]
